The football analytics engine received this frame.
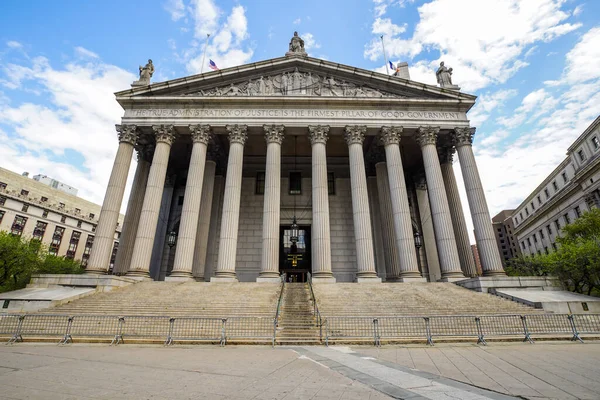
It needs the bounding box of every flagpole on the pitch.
[200,33,210,74]
[380,35,390,75]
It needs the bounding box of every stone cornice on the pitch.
[344,125,367,146]
[263,125,285,144]
[226,124,248,145]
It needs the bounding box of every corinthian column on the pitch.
[212,125,247,282]
[86,125,137,274]
[375,161,401,281]
[380,127,424,282]
[192,154,217,281]
[309,125,335,282]
[113,145,152,275]
[170,125,211,280]
[128,125,177,277]
[344,126,381,282]
[439,146,478,277]
[258,125,284,282]
[453,127,505,276]
[415,127,464,280]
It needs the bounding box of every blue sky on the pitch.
[1,0,599,241]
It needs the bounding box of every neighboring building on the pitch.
[513,116,600,256]
[0,167,123,269]
[32,174,78,196]
[471,244,483,276]
[83,33,506,282]
[492,209,521,265]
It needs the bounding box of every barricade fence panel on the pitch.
[171,318,224,342]
[120,316,171,339]
[20,314,70,337]
[224,317,273,339]
[478,314,526,337]
[326,317,376,339]
[525,314,573,335]
[572,314,600,334]
[0,314,22,336]
[69,315,121,338]
[429,316,479,337]
[377,317,427,339]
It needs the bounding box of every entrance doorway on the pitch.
[279,225,311,282]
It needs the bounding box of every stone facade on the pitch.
[84,54,505,282]
[491,209,521,265]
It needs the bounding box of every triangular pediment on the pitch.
[116,56,476,104]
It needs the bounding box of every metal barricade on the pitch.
[62,315,122,344]
[524,314,577,342]
[376,316,428,344]
[572,314,600,342]
[1,314,24,344]
[166,317,225,346]
[117,316,171,345]
[224,317,273,344]
[325,317,378,346]
[18,314,71,343]
[428,316,479,345]
[478,314,529,343]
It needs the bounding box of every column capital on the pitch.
[453,126,476,147]
[344,125,367,146]
[415,126,440,147]
[226,124,248,145]
[135,143,154,162]
[263,124,285,144]
[116,124,137,145]
[189,124,211,144]
[380,126,403,146]
[152,125,176,146]
[308,125,330,145]
[437,146,455,164]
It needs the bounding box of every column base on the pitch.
[210,276,239,282]
[439,277,467,283]
[398,277,428,283]
[126,271,151,280]
[356,276,382,283]
[165,276,195,282]
[256,276,282,283]
[311,276,337,283]
[193,276,205,282]
[483,270,507,277]
[84,269,107,275]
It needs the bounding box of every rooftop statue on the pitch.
[132,59,155,87]
[286,31,307,57]
[435,61,460,90]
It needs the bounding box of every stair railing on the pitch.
[306,272,323,340]
[272,273,286,346]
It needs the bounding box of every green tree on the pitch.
[0,232,43,292]
[505,254,551,277]
[38,254,84,275]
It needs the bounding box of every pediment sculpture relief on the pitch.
[184,68,408,98]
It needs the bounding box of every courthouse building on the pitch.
[513,116,600,256]
[85,34,506,282]
[0,167,123,267]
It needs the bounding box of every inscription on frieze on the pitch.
[127,108,463,121]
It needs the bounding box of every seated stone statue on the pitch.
[132,59,154,87]
[286,32,307,57]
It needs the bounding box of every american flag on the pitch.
[209,59,219,71]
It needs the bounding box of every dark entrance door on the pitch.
[279,225,311,282]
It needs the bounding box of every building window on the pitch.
[255,171,265,195]
[527,238,531,246]
[81,235,94,268]
[21,204,29,212]
[537,195,542,205]
[32,221,48,241]
[552,181,558,192]
[521,241,526,250]
[544,247,549,254]
[592,136,600,150]
[49,226,65,256]
[0,182,6,190]
[531,202,535,211]
[327,172,335,195]
[11,215,28,236]
[547,224,552,236]
[533,234,538,243]
[544,188,550,199]
[0,196,5,206]
[519,212,523,220]
[562,172,568,183]
[539,229,544,239]
[92,224,96,232]
[578,150,586,162]
[525,208,530,216]
[41,196,48,202]
[66,231,81,259]
[289,172,301,195]
[575,206,581,218]
[0,210,4,224]
[77,220,82,228]
[89,213,95,219]
[564,213,571,225]
[42,209,49,218]
[554,219,560,231]
[20,189,29,196]
[61,215,66,223]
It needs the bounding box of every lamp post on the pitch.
[414,231,423,274]
[167,230,177,248]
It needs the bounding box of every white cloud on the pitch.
[165,0,185,21]
[573,4,583,16]
[467,89,518,127]
[293,17,301,25]
[365,0,582,91]
[190,0,221,38]
[6,41,22,49]
[0,53,137,210]
[563,26,600,84]
[372,18,406,36]
[301,32,321,53]
[75,46,99,59]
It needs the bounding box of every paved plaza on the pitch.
[1,342,599,399]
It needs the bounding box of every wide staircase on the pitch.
[313,283,542,316]
[275,283,320,344]
[45,281,280,317]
